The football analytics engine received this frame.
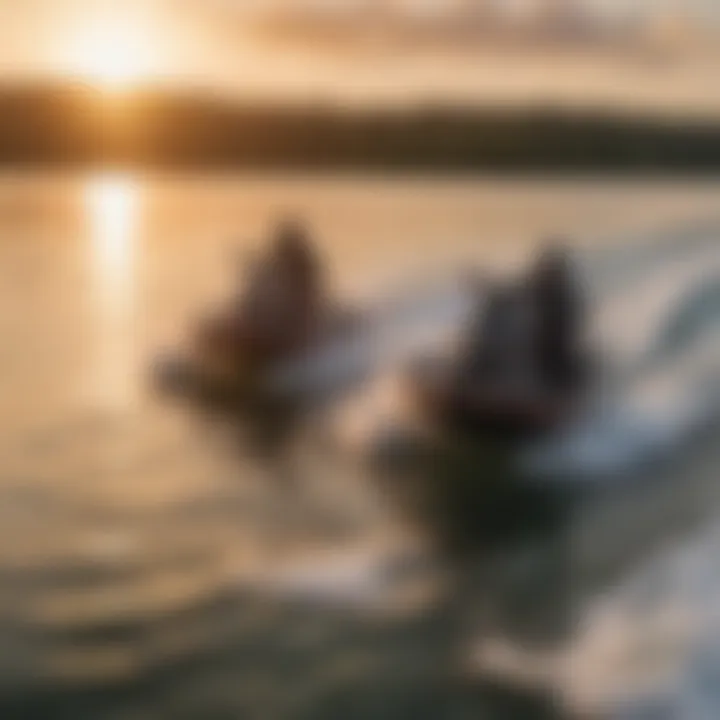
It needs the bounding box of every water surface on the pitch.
[1,172,719,719]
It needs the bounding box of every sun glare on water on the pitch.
[86,174,140,407]
[89,175,138,276]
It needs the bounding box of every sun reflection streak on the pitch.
[86,174,140,408]
[89,176,137,285]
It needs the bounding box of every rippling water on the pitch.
[1,172,719,719]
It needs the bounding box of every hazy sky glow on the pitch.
[0,0,717,115]
[0,0,714,76]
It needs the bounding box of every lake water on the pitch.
[0,172,719,719]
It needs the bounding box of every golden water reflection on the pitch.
[86,174,140,408]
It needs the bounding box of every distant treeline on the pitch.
[1,83,720,171]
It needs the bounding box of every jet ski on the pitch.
[155,218,370,407]
[156,301,362,406]
[405,245,590,441]
[406,360,584,441]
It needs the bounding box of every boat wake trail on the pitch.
[272,274,473,398]
[527,224,720,480]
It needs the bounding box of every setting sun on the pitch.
[68,15,158,88]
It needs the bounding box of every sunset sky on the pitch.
[0,0,717,114]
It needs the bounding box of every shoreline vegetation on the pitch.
[2,83,720,172]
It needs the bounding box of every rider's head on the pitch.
[274,217,310,259]
[535,239,572,284]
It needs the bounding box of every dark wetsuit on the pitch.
[458,285,533,388]
[530,250,584,392]
[238,222,324,356]
[273,224,323,330]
